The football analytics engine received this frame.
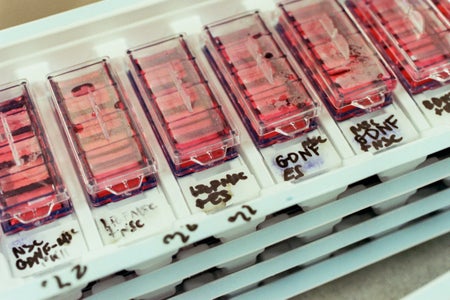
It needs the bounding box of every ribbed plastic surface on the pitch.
[0,1,448,299]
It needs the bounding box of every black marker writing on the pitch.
[350,114,403,152]
[191,172,248,209]
[422,92,450,116]
[163,232,189,244]
[12,229,78,271]
[186,224,198,232]
[56,229,78,246]
[162,223,198,245]
[228,205,257,223]
[196,190,232,209]
[12,239,43,259]
[100,218,145,238]
[283,164,304,181]
[72,264,88,280]
[98,203,156,239]
[54,276,71,289]
[41,264,88,290]
[275,136,327,182]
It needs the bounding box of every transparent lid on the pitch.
[0,81,71,233]
[348,0,450,93]
[432,0,450,19]
[204,12,320,147]
[128,35,239,176]
[279,0,397,110]
[48,58,156,203]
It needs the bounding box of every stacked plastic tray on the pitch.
[0,0,448,299]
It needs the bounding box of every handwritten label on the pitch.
[12,229,78,271]
[339,104,418,155]
[260,130,341,183]
[2,220,87,277]
[228,205,257,223]
[179,164,260,214]
[190,172,248,209]
[94,190,176,245]
[412,85,450,127]
[350,114,403,152]
[41,264,87,290]
[98,203,156,240]
[273,136,327,182]
[422,92,450,116]
[162,224,198,245]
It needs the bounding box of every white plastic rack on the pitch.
[0,0,449,299]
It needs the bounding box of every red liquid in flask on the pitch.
[0,81,72,234]
[278,0,397,120]
[204,12,319,146]
[128,35,239,176]
[48,59,157,206]
[347,0,450,94]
